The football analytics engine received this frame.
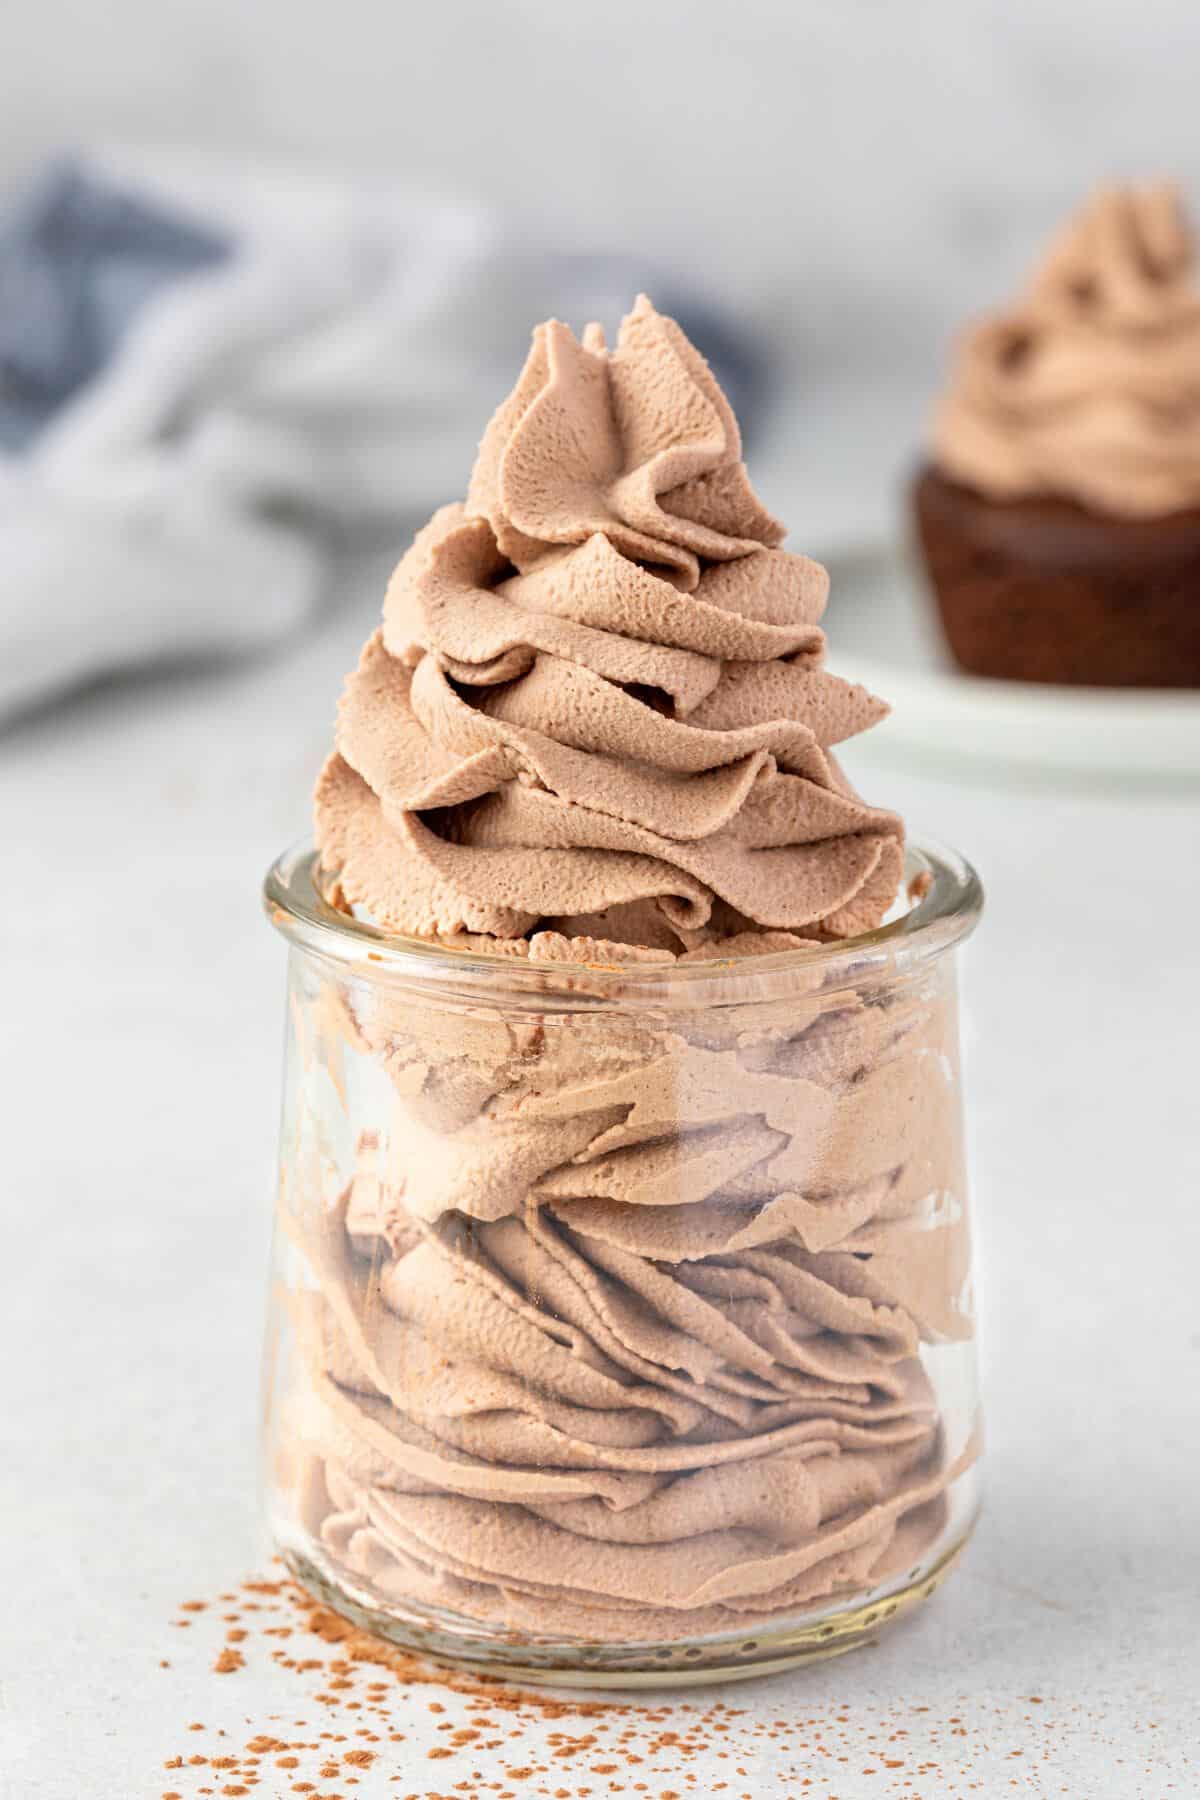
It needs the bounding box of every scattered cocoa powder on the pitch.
[154,1570,1183,1798]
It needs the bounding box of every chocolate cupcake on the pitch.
[914,183,1200,687]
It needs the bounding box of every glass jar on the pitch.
[261,838,983,1687]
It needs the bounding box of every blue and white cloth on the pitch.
[0,150,761,720]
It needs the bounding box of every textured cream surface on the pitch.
[283,960,976,1640]
[315,296,902,954]
[933,183,1200,517]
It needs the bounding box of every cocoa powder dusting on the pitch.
[155,1572,1179,1797]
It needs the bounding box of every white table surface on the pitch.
[4,545,1199,1799]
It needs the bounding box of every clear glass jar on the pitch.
[261,838,983,1686]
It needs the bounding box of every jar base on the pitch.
[276,1526,975,1690]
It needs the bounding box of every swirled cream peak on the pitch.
[467,297,785,586]
[316,296,903,953]
[932,182,1200,516]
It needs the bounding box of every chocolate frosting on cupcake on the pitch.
[933,183,1200,518]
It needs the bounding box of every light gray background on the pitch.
[6,0,1200,365]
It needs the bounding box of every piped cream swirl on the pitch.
[283,971,976,1640]
[933,183,1200,517]
[316,297,902,953]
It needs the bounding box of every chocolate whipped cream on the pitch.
[285,299,978,1643]
[315,296,903,955]
[933,182,1200,518]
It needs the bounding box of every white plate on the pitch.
[823,540,1200,781]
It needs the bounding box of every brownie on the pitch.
[912,463,1200,687]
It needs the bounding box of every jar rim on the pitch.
[263,837,982,1005]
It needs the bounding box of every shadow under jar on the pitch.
[261,838,983,1687]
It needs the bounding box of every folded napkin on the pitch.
[0,151,761,721]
